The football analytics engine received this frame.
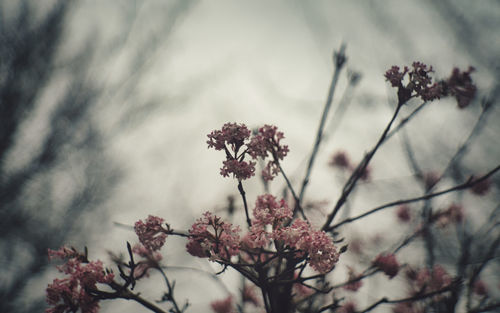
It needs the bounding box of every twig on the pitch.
[385,101,428,141]
[358,282,456,313]
[156,266,186,313]
[324,70,361,141]
[322,100,404,231]
[297,44,347,207]
[238,181,252,227]
[469,301,500,313]
[92,282,169,313]
[277,162,306,219]
[327,165,500,231]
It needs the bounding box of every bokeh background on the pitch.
[1,1,499,312]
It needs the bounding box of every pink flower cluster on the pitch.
[473,280,488,296]
[187,195,339,274]
[207,123,251,151]
[207,123,255,180]
[416,264,452,293]
[248,125,289,181]
[220,159,255,180]
[242,285,261,306]
[207,123,288,181]
[396,205,411,223]
[210,295,235,313]
[446,67,476,109]
[243,194,292,249]
[423,171,440,190]
[134,215,168,251]
[343,267,363,292]
[186,211,241,260]
[434,203,464,228]
[385,62,442,103]
[253,194,292,227]
[470,177,492,196]
[339,301,357,313]
[276,218,339,274]
[46,247,114,313]
[384,62,476,107]
[329,150,371,181]
[372,253,400,279]
[131,244,163,279]
[329,151,351,169]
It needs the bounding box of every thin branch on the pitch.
[436,100,492,184]
[297,44,347,206]
[330,267,378,290]
[328,165,500,231]
[385,101,428,141]
[358,282,456,313]
[238,181,252,227]
[92,282,169,313]
[163,265,231,294]
[156,266,186,313]
[469,301,500,313]
[277,161,306,219]
[324,70,361,141]
[322,100,404,231]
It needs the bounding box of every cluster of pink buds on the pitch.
[339,301,357,313]
[329,150,371,181]
[210,295,235,313]
[207,123,289,181]
[372,253,400,279]
[343,267,363,292]
[134,215,169,251]
[473,280,489,296]
[243,194,293,249]
[446,67,477,109]
[396,205,412,223]
[186,211,241,260]
[423,171,440,190]
[385,62,442,103]
[470,176,492,196]
[46,247,114,313]
[385,62,476,107]
[275,218,340,274]
[415,264,452,293]
[131,243,163,279]
[248,125,289,180]
[242,284,261,306]
[433,203,464,228]
[186,194,339,274]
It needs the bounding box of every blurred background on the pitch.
[1,0,499,312]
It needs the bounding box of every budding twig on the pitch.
[323,99,404,231]
[298,44,347,208]
[328,165,500,231]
